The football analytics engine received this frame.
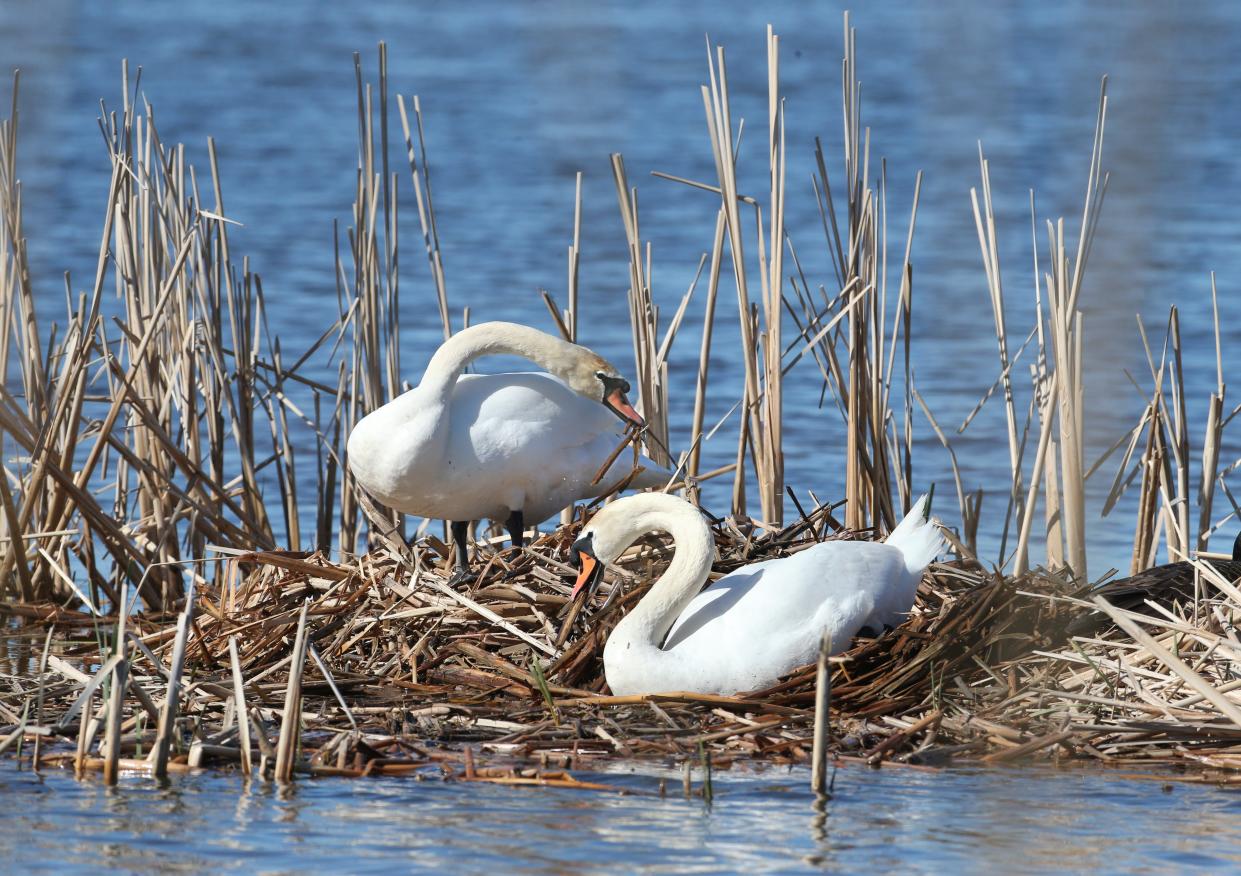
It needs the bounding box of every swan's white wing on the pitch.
[439,373,628,521]
[455,373,615,447]
[352,369,667,524]
[660,541,914,693]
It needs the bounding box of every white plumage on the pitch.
[573,492,944,696]
[347,322,669,569]
[353,371,660,522]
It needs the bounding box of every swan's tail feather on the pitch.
[885,493,945,578]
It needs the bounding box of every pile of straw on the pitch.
[3,502,1238,788]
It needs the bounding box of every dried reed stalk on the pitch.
[274,601,310,782]
[228,635,253,777]
[698,32,785,524]
[150,597,193,778]
[803,15,919,534]
[610,154,677,468]
[102,590,129,785]
[971,146,1027,570]
[959,78,1110,580]
[810,633,831,794]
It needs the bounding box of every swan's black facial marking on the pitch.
[572,531,596,562]
[595,371,631,399]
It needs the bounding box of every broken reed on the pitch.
[0,63,292,611]
[645,17,920,531]
[1112,293,1236,573]
[944,83,1107,580]
[0,47,459,609]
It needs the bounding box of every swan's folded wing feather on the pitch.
[662,542,912,682]
[455,373,616,448]
[438,373,636,521]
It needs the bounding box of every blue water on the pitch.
[3,0,1241,867]
[4,0,1240,571]
[1,763,1238,874]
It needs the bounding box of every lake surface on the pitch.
[2,762,1239,874]
[4,0,1240,572]
[3,0,1241,868]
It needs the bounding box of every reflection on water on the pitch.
[0,764,1237,874]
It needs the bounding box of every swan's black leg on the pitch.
[448,520,473,586]
[497,510,526,581]
[857,623,895,640]
[451,520,471,567]
[505,509,525,549]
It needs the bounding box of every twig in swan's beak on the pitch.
[590,427,640,486]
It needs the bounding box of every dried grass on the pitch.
[10,510,1241,784]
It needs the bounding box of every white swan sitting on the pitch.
[347,322,669,579]
[571,492,944,695]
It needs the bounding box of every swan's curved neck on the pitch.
[609,499,717,651]
[418,322,588,406]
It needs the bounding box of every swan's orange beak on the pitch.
[572,552,600,599]
[604,389,644,428]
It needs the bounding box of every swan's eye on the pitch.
[597,373,630,395]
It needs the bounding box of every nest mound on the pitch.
[8,506,1241,786]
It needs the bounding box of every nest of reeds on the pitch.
[7,494,1241,790]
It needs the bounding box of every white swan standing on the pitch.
[347,322,670,579]
[571,492,944,695]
